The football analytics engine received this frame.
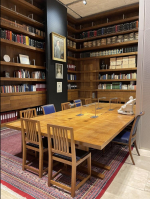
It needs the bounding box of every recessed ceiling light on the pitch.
[83,0,87,5]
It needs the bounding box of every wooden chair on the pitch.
[41,104,56,115]
[74,99,82,107]
[85,98,92,105]
[112,111,145,165]
[21,118,48,178]
[61,102,71,111]
[47,124,91,197]
[20,108,37,119]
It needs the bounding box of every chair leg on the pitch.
[48,156,53,187]
[22,146,26,171]
[71,164,76,198]
[129,145,135,165]
[134,140,140,156]
[39,151,43,178]
[87,155,91,176]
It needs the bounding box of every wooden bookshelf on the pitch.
[67,56,78,61]
[0,39,45,52]
[67,70,80,73]
[68,28,138,43]
[10,0,44,16]
[68,79,136,83]
[67,68,137,73]
[1,22,44,40]
[0,0,46,115]
[0,61,45,70]
[0,6,44,28]
[1,77,46,82]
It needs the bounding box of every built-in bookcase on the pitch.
[67,4,139,104]
[0,0,46,126]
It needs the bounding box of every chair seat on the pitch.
[53,148,90,162]
[113,130,131,144]
[26,142,47,149]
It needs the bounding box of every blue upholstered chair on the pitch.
[41,104,56,115]
[112,111,145,165]
[74,99,82,107]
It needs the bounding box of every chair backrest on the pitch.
[85,98,92,105]
[74,99,82,107]
[130,111,145,140]
[41,104,56,115]
[20,108,37,119]
[21,118,43,148]
[47,124,76,162]
[61,102,71,111]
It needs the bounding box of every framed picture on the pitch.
[55,63,63,79]
[52,32,66,62]
[57,82,62,93]
[19,54,30,64]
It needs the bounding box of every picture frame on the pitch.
[52,32,66,62]
[19,54,30,65]
[55,63,63,79]
[57,82,62,93]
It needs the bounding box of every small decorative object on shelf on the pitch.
[101,60,106,70]
[3,55,10,62]
[3,71,10,78]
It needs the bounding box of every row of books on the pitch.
[80,46,138,58]
[13,70,45,79]
[0,28,45,49]
[98,82,136,90]
[1,111,18,124]
[83,32,138,48]
[67,40,76,49]
[80,20,139,39]
[67,64,76,71]
[0,17,45,37]
[0,84,46,93]
[99,73,137,80]
[67,74,77,80]
[68,84,78,90]
[110,56,136,69]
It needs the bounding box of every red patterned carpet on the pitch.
[1,128,129,199]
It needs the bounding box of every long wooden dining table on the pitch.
[6,103,136,179]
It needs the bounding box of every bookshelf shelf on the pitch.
[67,56,78,61]
[0,91,46,96]
[68,28,138,43]
[0,6,44,28]
[67,68,137,74]
[10,0,43,16]
[0,39,45,52]
[67,16,139,33]
[77,40,138,52]
[0,61,45,70]
[95,79,137,82]
[68,89,79,92]
[1,22,44,40]
[1,77,46,82]
[79,52,138,60]
[68,79,136,83]
[78,89,136,92]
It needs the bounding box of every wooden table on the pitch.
[6,103,135,179]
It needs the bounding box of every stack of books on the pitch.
[1,111,18,124]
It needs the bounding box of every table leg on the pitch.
[92,160,111,170]
[77,166,105,179]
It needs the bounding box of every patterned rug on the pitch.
[1,128,130,199]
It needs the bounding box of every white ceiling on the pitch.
[59,0,139,19]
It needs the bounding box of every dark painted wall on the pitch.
[45,0,67,111]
